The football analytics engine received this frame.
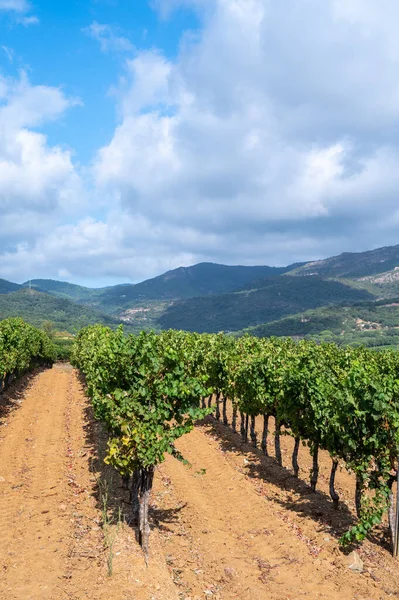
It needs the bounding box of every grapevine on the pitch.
[72,326,399,555]
[0,317,55,393]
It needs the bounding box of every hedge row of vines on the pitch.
[0,317,55,393]
[72,326,399,556]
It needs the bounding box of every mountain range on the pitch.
[3,244,399,347]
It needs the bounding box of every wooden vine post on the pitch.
[394,461,399,558]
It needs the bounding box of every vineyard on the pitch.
[0,317,55,392]
[72,325,399,557]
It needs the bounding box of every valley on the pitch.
[3,243,399,347]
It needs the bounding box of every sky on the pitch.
[1,0,399,286]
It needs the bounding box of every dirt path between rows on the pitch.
[155,426,394,600]
[0,365,177,600]
[1,366,398,600]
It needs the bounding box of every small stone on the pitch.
[0,476,5,482]
[59,504,67,511]
[322,560,335,572]
[224,567,237,579]
[346,551,363,573]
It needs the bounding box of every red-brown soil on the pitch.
[0,365,177,600]
[1,367,399,599]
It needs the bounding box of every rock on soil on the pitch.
[346,551,364,573]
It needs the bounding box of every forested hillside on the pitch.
[291,244,399,278]
[23,279,103,302]
[0,289,125,333]
[157,276,373,332]
[0,278,21,294]
[84,262,303,314]
[3,243,399,335]
[241,299,399,349]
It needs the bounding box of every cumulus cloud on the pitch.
[0,72,84,255]
[0,215,200,285]
[83,22,134,54]
[90,0,399,281]
[4,0,399,284]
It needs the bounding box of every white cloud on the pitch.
[0,72,85,253]
[19,15,39,26]
[90,0,399,276]
[83,22,134,54]
[0,0,29,11]
[151,0,207,19]
[0,71,80,128]
[4,0,399,284]
[0,215,198,284]
[2,45,14,62]
[0,0,39,26]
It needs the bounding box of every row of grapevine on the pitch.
[72,326,399,555]
[71,326,210,558]
[0,317,55,392]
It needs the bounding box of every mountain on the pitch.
[4,243,399,336]
[240,299,399,350]
[0,289,126,334]
[0,278,21,294]
[22,279,103,302]
[291,244,399,279]
[126,262,303,299]
[17,264,304,316]
[91,262,303,314]
[157,276,374,333]
[2,262,308,332]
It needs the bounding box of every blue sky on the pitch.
[1,0,399,286]
[0,0,198,163]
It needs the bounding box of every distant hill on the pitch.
[291,244,399,279]
[22,279,103,302]
[1,262,308,332]
[0,278,21,294]
[157,276,374,333]
[15,264,304,316]
[349,268,399,298]
[4,244,399,335]
[92,262,303,313]
[239,299,399,350]
[0,289,125,334]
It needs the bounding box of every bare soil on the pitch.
[1,367,399,599]
[0,365,177,600]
